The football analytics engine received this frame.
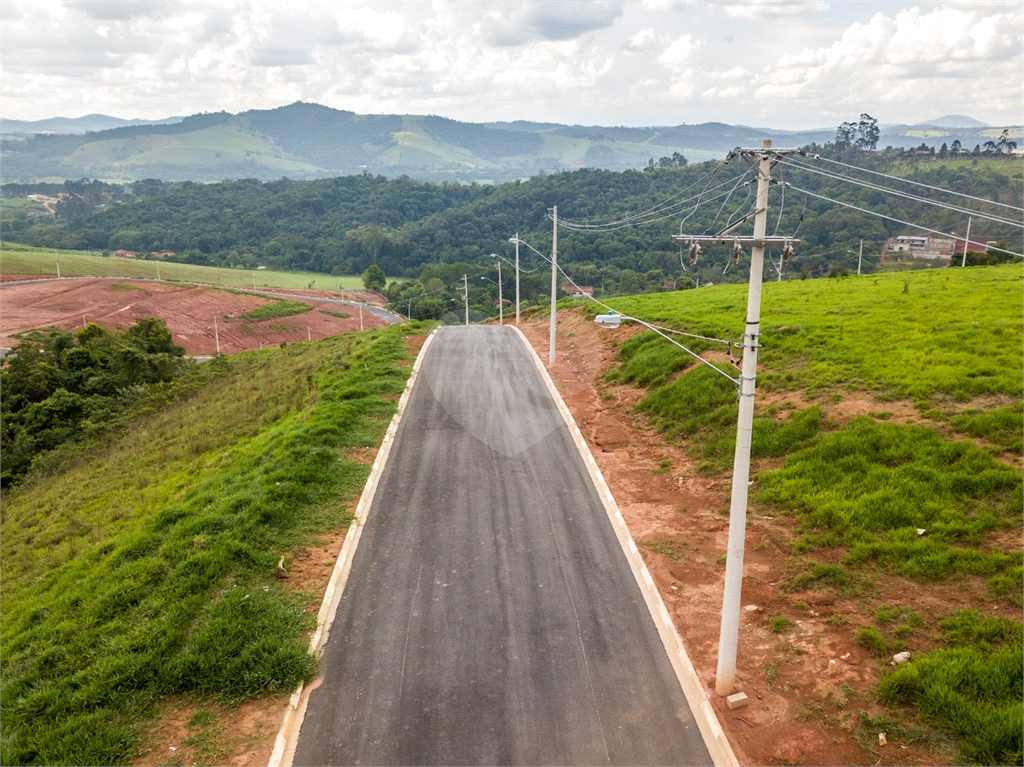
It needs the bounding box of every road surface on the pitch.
[292,325,712,766]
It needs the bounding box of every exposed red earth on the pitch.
[0,278,386,355]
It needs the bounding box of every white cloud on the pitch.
[657,34,702,72]
[0,1,1020,129]
[481,1,625,46]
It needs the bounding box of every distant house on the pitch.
[111,250,138,259]
[884,236,955,261]
[561,285,594,299]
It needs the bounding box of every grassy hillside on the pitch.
[599,263,1023,763]
[0,323,429,765]
[0,245,364,290]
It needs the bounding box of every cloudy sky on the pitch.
[2,0,1021,128]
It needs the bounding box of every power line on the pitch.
[787,184,1024,259]
[551,260,740,385]
[551,170,751,231]
[551,161,732,230]
[780,157,1024,229]
[810,154,1024,214]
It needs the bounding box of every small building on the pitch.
[884,236,956,261]
[111,250,138,259]
[561,285,594,299]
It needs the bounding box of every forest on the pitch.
[2,141,1019,321]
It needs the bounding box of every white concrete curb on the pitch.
[511,326,739,767]
[267,326,440,767]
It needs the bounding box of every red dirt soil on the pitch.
[0,278,386,354]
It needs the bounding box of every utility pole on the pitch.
[157,263,161,281]
[408,299,412,321]
[671,139,801,697]
[857,239,863,275]
[496,259,503,326]
[307,326,311,342]
[463,273,469,326]
[358,302,364,332]
[514,233,521,326]
[961,217,972,267]
[55,250,61,279]
[549,206,558,367]
[213,316,220,354]
[253,272,256,289]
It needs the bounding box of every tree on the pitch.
[997,129,1017,153]
[835,114,879,150]
[950,139,962,154]
[349,223,388,265]
[855,114,880,150]
[362,264,386,292]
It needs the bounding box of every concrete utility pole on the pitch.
[671,139,801,697]
[857,239,863,275]
[961,217,972,267]
[157,263,161,280]
[359,302,364,332]
[213,316,220,354]
[496,259,503,326]
[514,233,521,326]
[463,273,469,326]
[549,206,558,367]
[307,326,311,342]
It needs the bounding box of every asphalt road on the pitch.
[292,325,712,766]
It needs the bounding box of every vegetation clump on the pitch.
[241,299,311,321]
[878,610,1023,765]
[0,318,188,486]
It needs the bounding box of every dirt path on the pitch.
[0,278,387,354]
[517,309,1014,767]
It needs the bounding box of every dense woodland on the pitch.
[2,143,1019,320]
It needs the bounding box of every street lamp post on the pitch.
[480,264,503,326]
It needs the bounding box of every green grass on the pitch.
[949,403,1024,453]
[758,417,1021,584]
[319,309,351,319]
[877,610,1023,765]
[241,299,312,321]
[608,264,1024,402]
[0,243,363,290]
[0,322,429,765]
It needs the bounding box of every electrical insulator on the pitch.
[688,242,701,267]
[732,240,742,267]
[782,241,794,268]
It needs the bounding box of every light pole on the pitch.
[480,265,503,326]
[462,274,469,326]
[549,206,557,367]
[512,236,521,326]
[508,235,555,329]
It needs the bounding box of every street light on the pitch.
[480,262,503,326]
[508,235,556,338]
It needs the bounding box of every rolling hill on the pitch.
[5,102,1016,185]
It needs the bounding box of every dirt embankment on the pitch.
[518,309,1013,767]
[0,279,387,354]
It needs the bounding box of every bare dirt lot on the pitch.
[0,278,386,355]
[518,309,1018,767]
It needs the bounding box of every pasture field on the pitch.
[0,244,363,290]
[0,323,430,765]
[599,263,1023,764]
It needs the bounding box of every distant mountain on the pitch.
[0,103,1015,185]
[0,114,183,135]
[917,115,989,129]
